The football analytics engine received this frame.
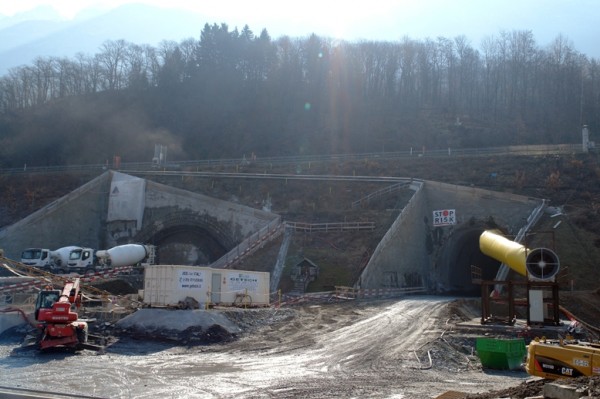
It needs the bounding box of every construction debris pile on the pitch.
[465,376,600,399]
[94,307,295,346]
[111,323,235,345]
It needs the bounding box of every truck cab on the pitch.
[21,248,54,270]
[52,246,96,274]
[67,247,96,272]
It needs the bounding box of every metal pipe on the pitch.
[480,230,528,276]
[479,230,560,281]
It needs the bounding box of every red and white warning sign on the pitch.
[433,209,456,226]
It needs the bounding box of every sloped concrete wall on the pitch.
[0,173,111,260]
[359,180,431,289]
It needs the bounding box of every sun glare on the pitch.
[0,0,119,18]
[1,0,401,38]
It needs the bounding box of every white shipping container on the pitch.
[143,265,271,307]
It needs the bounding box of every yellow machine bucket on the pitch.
[479,230,528,276]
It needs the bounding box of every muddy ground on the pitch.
[1,296,599,398]
[0,297,530,398]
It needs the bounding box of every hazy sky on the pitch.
[1,0,599,57]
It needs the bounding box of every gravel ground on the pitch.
[1,296,597,398]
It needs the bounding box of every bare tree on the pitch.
[97,39,129,90]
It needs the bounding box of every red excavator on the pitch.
[34,278,89,350]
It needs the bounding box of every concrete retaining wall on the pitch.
[359,180,431,289]
[0,173,111,260]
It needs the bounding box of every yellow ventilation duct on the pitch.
[479,230,560,281]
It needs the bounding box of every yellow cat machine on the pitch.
[525,337,600,379]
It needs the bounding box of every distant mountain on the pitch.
[0,4,63,29]
[0,4,214,75]
[2,2,598,77]
[0,19,70,53]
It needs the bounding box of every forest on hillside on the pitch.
[0,23,598,167]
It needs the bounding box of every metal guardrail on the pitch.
[0,144,583,176]
[351,182,409,208]
[210,218,284,269]
[281,285,427,305]
[210,218,376,270]
[285,221,375,232]
[209,219,375,270]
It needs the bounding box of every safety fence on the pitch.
[351,182,410,209]
[0,265,136,295]
[197,285,428,308]
[0,143,584,176]
[285,221,375,233]
[279,285,427,306]
[0,292,38,307]
[79,265,136,283]
[210,218,284,269]
[0,278,46,295]
[0,258,144,313]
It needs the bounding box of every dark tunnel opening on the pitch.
[147,225,228,266]
[437,227,501,296]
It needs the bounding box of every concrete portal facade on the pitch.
[358,180,546,294]
[0,171,279,266]
[0,172,546,294]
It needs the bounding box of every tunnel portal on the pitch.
[436,227,502,296]
[130,209,239,266]
[146,225,228,266]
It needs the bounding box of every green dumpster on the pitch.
[476,337,526,370]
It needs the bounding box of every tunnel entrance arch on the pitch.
[146,225,228,265]
[435,224,504,295]
[134,211,237,266]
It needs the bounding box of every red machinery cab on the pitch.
[34,281,88,350]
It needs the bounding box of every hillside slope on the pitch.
[1,152,598,291]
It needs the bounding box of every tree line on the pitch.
[0,23,598,167]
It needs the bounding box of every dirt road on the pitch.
[0,296,529,398]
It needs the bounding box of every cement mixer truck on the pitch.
[20,244,152,274]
